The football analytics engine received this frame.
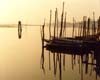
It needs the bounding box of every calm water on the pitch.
[0,26,100,80]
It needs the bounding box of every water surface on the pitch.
[0,26,99,80]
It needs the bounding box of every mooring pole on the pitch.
[83,16,87,37]
[49,10,52,40]
[54,8,57,39]
[59,2,64,37]
[18,21,22,39]
[63,12,67,37]
[93,12,96,35]
[87,18,90,35]
[56,8,59,38]
[72,18,75,38]
[42,20,45,48]
[97,17,100,34]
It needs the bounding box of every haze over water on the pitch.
[0,0,100,24]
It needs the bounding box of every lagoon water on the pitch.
[0,26,99,80]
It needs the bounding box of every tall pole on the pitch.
[59,2,64,37]
[83,16,87,37]
[56,8,59,38]
[87,18,90,36]
[49,10,52,40]
[93,12,96,35]
[72,18,75,38]
[63,12,67,37]
[97,17,100,34]
[42,20,45,49]
[54,8,57,39]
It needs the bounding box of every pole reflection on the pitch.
[40,44,100,80]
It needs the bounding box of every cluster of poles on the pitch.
[76,13,100,38]
[41,2,100,41]
[40,2,100,80]
[48,2,67,39]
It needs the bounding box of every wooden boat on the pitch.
[44,36,100,54]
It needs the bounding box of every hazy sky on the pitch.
[0,0,100,24]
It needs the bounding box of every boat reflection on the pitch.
[40,44,100,80]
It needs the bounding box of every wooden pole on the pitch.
[93,12,96,35]
[42,20,45,47]
[18,21,22,39]
[78,22,80,37]
[48,10,52,71]
[63,12,67,37]
[72,18,75,38]
[79,22,83,37]
[59,2,64,37]
[83,16,87,37]
[87,18,90,36]
[54,8,57,39]
[41,22,45,73]
[97,16,100,34]
[56,8,59,38]
[49,10,52,40]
